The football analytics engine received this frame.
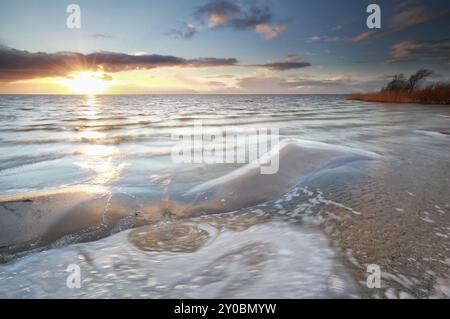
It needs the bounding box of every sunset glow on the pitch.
[59,72,114,94]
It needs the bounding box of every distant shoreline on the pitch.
[347,71,450,105]
[347,91,450,105]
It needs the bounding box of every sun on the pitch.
[60,71,114,94]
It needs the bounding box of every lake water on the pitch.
[0,95,449,298]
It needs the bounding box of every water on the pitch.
[0,95,449,298]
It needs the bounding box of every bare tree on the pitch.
[408,69,433,92]
[383,74,408,92]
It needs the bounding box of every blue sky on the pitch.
[0,0,449,94]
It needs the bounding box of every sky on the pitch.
[0,0,449,94]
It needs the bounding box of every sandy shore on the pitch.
[2,139,448,298]
[347,93,450,105]
[0,186,145,261]
[0,142,372,261]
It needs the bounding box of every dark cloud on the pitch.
[170,0,285,39]
[195,0,271,29]
[252,61,311,71]
[188,57,239,67]
[0,46,238,82]
[0,46,84,81]
[351,5,450,43]
[251,55,312,71]
[388,38,450,63]
[391,5,450,32]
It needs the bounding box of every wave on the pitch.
[0,220,357,298]
[0,152,80,172]
[0,140,376,260]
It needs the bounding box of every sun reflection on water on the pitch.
[74,96,128,185]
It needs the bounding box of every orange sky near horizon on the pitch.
[0,68,244,95]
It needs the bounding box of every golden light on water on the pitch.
[78,130,105,140]
[60,71,114,95]
[73,95,128,185]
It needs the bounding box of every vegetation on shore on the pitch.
[348,69,450,105]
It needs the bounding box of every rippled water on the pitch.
[0,95,449,298]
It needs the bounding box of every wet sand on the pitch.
[3,138,449,298]
[0,142,374,260]
[0,187,141,260]
[298,137,450,298]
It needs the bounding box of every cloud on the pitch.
[236,75,385,94]
[308,35,321,42]
[351,5,450,43]
[255,23,286,39]
[196,0,241,27]
[307,34,343,43]
[206,80,228,88]
[388,38,450,63]
[0,45,314,83]
[251,55,311,71]
[91,33,114,39]
[168,22,198,39]
[391,5,450,32]
[0,46,238,82]
[236,76,297,93]
[206,74,235,78]
[188,57,239,67]
[186,0,285,39]
[284,54,303,63]
[395,0,418,10]
[351,31,377,42]
[195,0,271,29]
[254,61,311,71]
[330,24,343,32]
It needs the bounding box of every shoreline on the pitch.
[347,92,450,105]
[0,142,364,259]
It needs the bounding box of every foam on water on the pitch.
[0,221,357,298]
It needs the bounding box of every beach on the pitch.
[0,94,449,298]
